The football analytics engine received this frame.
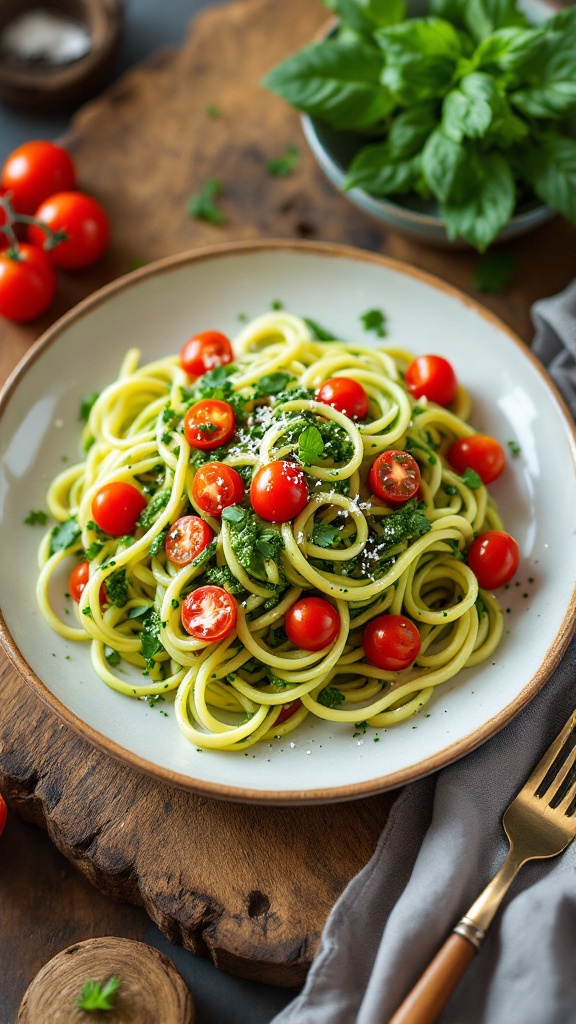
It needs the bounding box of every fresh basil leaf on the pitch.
[461,467,483,489]
[222,505,247,525]
[465,0,528,42]
[324,0,406,32]
[442,72,501,141]
[303,317,336,341]
[520,134,576,224]
[428,0,468,32]
[256,531,282,559]
[312,522,341,548]
[387,103,438,159]
[256,372,293,395]
[344,142,421,195]
[441,149,516,251]
[49,517,81,556]
[360,308,388,336]
[474,26,545,73]
[298,425,325,465]
[510,47,576,119]
[377,18,465,104]
[263,38,393,129]
[421,127,467,202]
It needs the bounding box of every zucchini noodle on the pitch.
[37,311,506,751]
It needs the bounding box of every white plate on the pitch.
[1,241,575,803]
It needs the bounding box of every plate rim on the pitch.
[1,237,575,804]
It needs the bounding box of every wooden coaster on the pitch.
[17,936,194,1024]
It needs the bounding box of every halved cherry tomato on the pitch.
[447,434,505,484]
[0,243,56,321]
[368,450,421,504]
[467,530,519,589]
[275,699,302,724]
[405,355,458,407]
[285,596,340,651]
[91,482,147,536]
[180,330,233,377]
[192,462,245,517]
[1,140,76,215]
[250,460,309,523]
[184,399,236,451]
[29,191,109,270]
[0,793,7,839]
[316,377,369,420]
[181,585,237,641]
[165,515,213,566]
[363,614,421,671]
[69,560,107,604]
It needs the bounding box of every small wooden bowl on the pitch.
[0,0,123,110]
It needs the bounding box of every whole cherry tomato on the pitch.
[164,515,213,566]
[275,699,302,724]
[69,560,107,604]
[183,399,236,451]
[250,461,309,523]
[91,482,147,536]
[405,355,458,407]
[1,140,76,215]
[467,530,519,589]
[285,596,340,651]
[316,377,369,420]
[181,585,237,641]
[0,793,7,839]
[0,243,56,321]
[29,192,109,270]
[180,330,233,377]
[191,462,245,517]
[447,435,506,484]
[363,614,421,671]
[368,450,421,504]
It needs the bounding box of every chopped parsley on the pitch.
[137,489,170,529]
[360,308,387,338]
[104,569,129,608]
[79,392,99,423]
[187,178,226,224]
[138,607,165,668]
[24,509,48,526]
[223,507,284,582]
[49,517,81,555]
[507,440,521,457]
[460,467,483,490]
[312,522,341,548]
[266,143,300,176]
[317,685,345,708]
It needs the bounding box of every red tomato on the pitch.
[181,585,237,641]
[1,140,76,215]
[0,187,8,246]
[29,192,109,270]
[91,482,147,536]
[368,450,421,504]
[250,461,309,523]
[165,515,213,566]
[180,330,233,377]
[316,377,369,420]
[69,560,107,604]
[405,355,458,407]
[447,435,506,484]
[0,243,56,321]
[285,596,340,651]
[275,699,302,724]
[467,530,519,589]
[0,793,6,839]
[363,614,421,671]
[184,399,236,451]
[191,462,244,517]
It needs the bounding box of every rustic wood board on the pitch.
[1,0,576,989]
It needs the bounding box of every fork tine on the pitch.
[547,745,576,803]
[554,756,576,816]
[526,710,576,794]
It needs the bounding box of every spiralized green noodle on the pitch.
[37,312,505,750]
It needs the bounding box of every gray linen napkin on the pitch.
[271,286,576,1024]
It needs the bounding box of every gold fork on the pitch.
[388,709,576,1024]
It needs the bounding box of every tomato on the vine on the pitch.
[0,793,6,839]
[405,355,458,407]
[285,596,340,651]
[1,140,76,215]
[181,585,237,641]
[467,530,519,589]
[191,462,245,517]
[29,192,109,270]
[368,450,421,504]
[275,699,302,724]
[316,377,369,420]
[183,399,236,451]
[447,434,506,484]
[91,482,147,536]
[164,515,213,566]
[250,461,309,523]
[180,330,233,377]
[363,614,421,671]
[0,243,56,321]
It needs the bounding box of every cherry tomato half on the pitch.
[1,140,76,215]
[250,460,309,523]
[69,560,107,604]
[91,482,147,537]
[467,530,520,590]
[180,330,233,377]
[29,192,109,270]
[165,515,213,566]
[368,449,421,504]
[184,399,236,451]
[363,614,421,671]
[192,462,245,517]
[447,435,505,485]
[405,355,458,407]
[275,699,302,724]
[316,377,369,420]
[285,596,340,652]
[0,243,56,321]
[0,793,7,839]
[181,585,237,641]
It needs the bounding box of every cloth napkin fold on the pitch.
[271,285,576,1024]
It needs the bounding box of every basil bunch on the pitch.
[263,0,576,250]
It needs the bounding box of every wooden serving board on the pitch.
[1,0,576,988]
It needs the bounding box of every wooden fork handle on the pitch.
[387,932,477,1024]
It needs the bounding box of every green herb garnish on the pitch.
[266,143,300,176]
[24,509,48,526]
[77,975,120,1012]
[187,178,226,224]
